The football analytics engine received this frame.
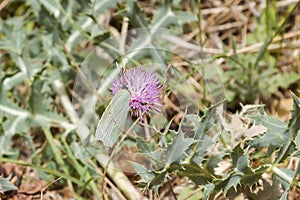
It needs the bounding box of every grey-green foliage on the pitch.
[132,95,300,199]
[131,105,219,193]
[1,1,300,199]
[0,1,199,198]
[0,176,17,194]
[120,0,197,65]
[223,54,299,105]
[223,2,299,106]
[0,0,131,156]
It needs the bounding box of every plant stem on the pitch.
[271,166,293,183]
[42,127,75,193]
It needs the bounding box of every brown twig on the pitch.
[88,159,127,200]
[167,179,178,200]
[60,40,102,100]
[40,177,63,200]
[100,118,140,196]
[227,30,300,56]
[0,0,9,11]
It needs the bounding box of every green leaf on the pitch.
[187,105,217,141]
[130,161,155,184]
[272,167,296,200]
[165,129,194,166]
[136,137,155,153]
[0,81,72,137]
[125,27,166,65]
[206,155,223,175]
[92,0,122,17]
[91,24,104,38]
[192,136,214,165]
[2,52,40,90]
[288,93,300,137]
[150,170,168,193]
[186,105,218,164]
[39,0,60,18]
[223,175,241,195]
[241,165,268,187]
[231,145,252,174]
[259,72,299,96]
[203,183,215,200]
[171,0,182,7]
[26,0,41,16]
[65,0,120,50]
[29,79,50,115]
[159,117,174,148]
[0,176,18,193]
[178,162,211,185]
[130,161,167,193]
[136,137,164,167]
[173,11,198,24]
[249,130,285,154]
[295,131,300,149]
[250,113,287,135]
[125,1,149,28]
[0,17,26,54]
[150,4,175,28]
[0,91,32,140]
[41,34,69,66]
[273,167,294,190]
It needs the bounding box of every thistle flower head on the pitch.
[112,67,162,120]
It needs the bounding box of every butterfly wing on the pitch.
[95,89,130,147]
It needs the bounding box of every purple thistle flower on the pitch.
[112,67,162,120]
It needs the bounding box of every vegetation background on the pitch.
[0,0,300,199]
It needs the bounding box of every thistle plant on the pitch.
[111,67,162,120]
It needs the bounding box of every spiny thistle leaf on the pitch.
[241,164,269,186]
[136,137,164,167]
[136,137,156,153]
[295,131,300,150]
[92,0,122,17]
[250,113,287,135]
[165,129,194,166]
[187,105,217,141]
[125,1,149,28]
[150,4,175,28]
[39,0,60,18]
[203,183,215,200]
[288,93,300,137]
[150,170,168,193]
[177,162,212,185]
[130,161,155,184]
[223,175,241,195]
[249,130,286,156]
[186,104,218,164]
[249,110,290,156]
[231,145,252,174]
[130,161,168,193]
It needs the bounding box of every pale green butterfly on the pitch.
[95,86,131,147]
[96,60,130,147]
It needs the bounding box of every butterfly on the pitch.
[95,87,130,147]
